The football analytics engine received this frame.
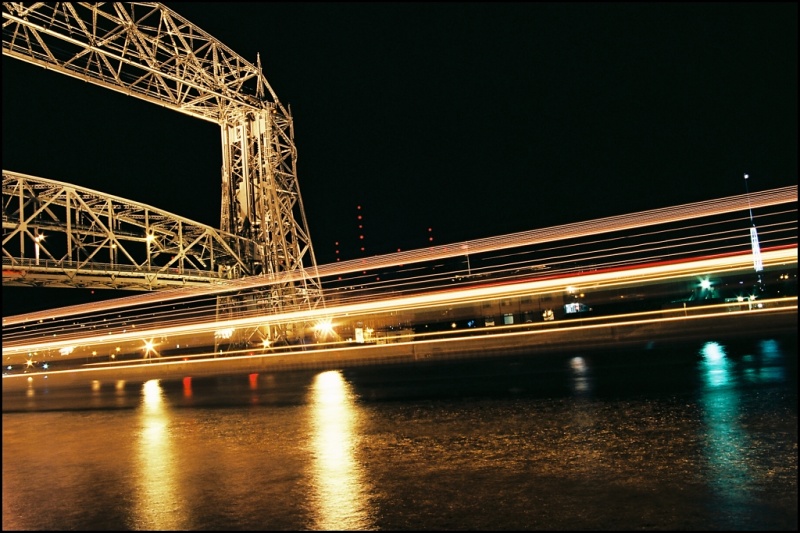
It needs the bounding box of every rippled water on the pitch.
[3,336,797,530]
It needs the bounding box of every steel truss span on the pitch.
[2,2,323,310]
[2,170,261,289]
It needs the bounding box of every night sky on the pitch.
[2,2,797,311]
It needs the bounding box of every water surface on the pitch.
[3,336,797,530]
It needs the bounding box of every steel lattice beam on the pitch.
[2,2,277,122]
[2,170,255,289]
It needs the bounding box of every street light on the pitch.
[146,233,155,269]
[34,233,44,265]
[744,174,763,273]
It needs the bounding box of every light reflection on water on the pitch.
[697,339,790,521]
[134,379,184,530]
[2,336,796,530]
[569,356,592,396]
[699,341,750,506]
[308,370,375,530]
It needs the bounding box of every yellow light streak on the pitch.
[3,186,795,328]
[2,247,795,362]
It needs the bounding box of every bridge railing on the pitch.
[2,257,225,280]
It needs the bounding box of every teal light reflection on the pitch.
[697,342,750,511]
[700,341,731,388]
[742,339,786,384]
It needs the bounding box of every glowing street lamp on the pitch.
[33,233,44,265]
[314,318,335,339]
[143,339,159,359]
[146,233,155,269]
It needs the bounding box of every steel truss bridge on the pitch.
[2,2,322,312]
[2,170,274,290]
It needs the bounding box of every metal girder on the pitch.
[2,170,254,289]
[2,2,278,122]
[2,2,324,310]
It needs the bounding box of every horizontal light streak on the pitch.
[3,247,795,358]
[3,301,795,385]
[3,217,795,344]
[3,186,795,326]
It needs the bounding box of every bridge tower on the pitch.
[2,3,323,322]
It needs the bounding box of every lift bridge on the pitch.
[2,3,323,327]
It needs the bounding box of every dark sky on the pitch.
[2,2,797,267]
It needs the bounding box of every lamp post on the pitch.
[34,233,43,265]
[744,174,764,293]
[146,233,154,269]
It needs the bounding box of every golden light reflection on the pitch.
[308,370,374,530]
[134,379,184,530]
[114,379,128,407]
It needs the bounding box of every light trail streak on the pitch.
[3,186,795,326]
[4,299,795,382]
[2,232,795,348]
[3,247,796,361]
[3,210,796,343]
